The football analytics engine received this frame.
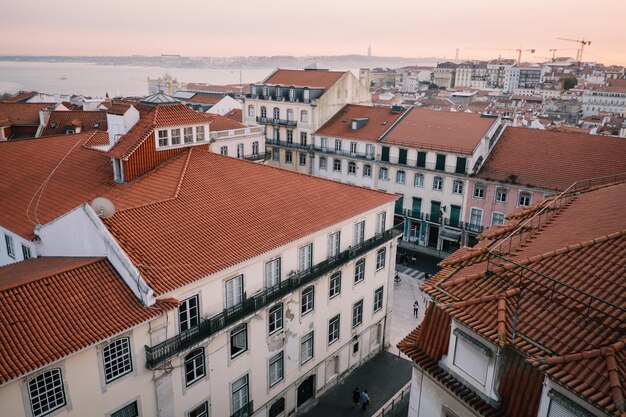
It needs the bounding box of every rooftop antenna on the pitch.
[91,196,116,219]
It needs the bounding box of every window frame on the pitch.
[225,275,244,309]
[491,212,505,226]
[22,244,32,260]
[28,369,66,417]
[301,286,315,316]
[333,158,342,172]
[102,337,133,384]
[231,374,249,416]
[230,324,248,358]
[354,259,366,284]
[301,331,314,364]
[264,258,281,289]
[188,401,209,417]
[354,221,365,245]
[268,351,284,387]
[348,161,356,175]
[363,164,372,177]
[328,315,340,345]
[328,231,341,258]
[495,187,508,203]
[184,348,206,387]
[473,183,485,199]
[376,248,386,270]
[172,128,182,145]
[373,287,384,312]
[298,243,313,272]
[319,156,327,170]
[329,272,342,299]
[379,167,389,181]
[157,129,169,147]
[518,191,532,207]
[433,175,443,191]
[453,179,464,195]
[376,211,386,235]
[268,303,284,335]
[179,295,200,333]
[414,172,424,188]
[352,299,364,327]
[396,170,406,184]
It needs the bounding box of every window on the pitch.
[247,105,254,117]
[179,295,200,332]
[319,156,327,170]
[301,331,314,364]
[453,180,464,194]
[320,137,328,150]
[473,183,485,199]
[273,107,280,120]
[298,243,312,272]
[453,330,491,385]
[272,148,280,161]
[363,164,372,177]
[299,152,307,166]
[328,315,340,344]
[157,130,169,147]
[366,144,374,158]
[220,146,228,155]
[230,324,247,358]
[416,151,426,167]
[263,86,269,97]
[546,389,596,417]
[285,151,293,164]
[414,173,424,187]
[22,245,31,260]
[237,143,244,158]
[196,126,205,141]
[495,188,507,203]
[333,159,341,172]
[379,167,389,180]
[171,128,181,145]
[188,402,208,417]
[28,369,66,417]
[354,221,365,245]
[376,248,386,270]
[111,401,138,417]
[231,375,249,415]
[269,398,285,417]
[301,286,314,315]
[185,348,206,386]
[381,146,390,162]
[348,161,356,175]
[373,287,384,312]
[518,191,531,206]
[354,259,365,283]
[225,275,244,309]
[273,128,280,142]
[252,141,259,155]
[261,106,267,118]
[396,170,406,184]
[433,176,443,191]
[470,208,483,228]
[268,351,284,387]
[286,109,294,121]
[350,142,357,155]
[102,338,132,383]
[268,303,284,335]
[265,258,281,288]
[435,154,446,170]
[376,211,386,235]
[334,139,342,151]
[352,300,363,327]
[328,232,341,257]
[286,130,293,143]
[300,131,308,145]
[275,87,282,99]
[329,272,341,298]
[492,212,505,226]
[301,110,308,123]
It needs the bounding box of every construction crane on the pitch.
[557,38,591,62]
[462,47,535,63]
[548,48,578,60]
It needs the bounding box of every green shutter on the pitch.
[450,205,461,227]
[411,197,422,217]
[381,146,390,162]
[416,151,426,167]
[395,195,404,214]
[455,157,467,174]
[435,154,446,171]
[398,149,408,165]
[430,201,441,222]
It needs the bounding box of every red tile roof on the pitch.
[263,69,346,89]
[104,149,397,295]
[223,109,243,123]
[205,113,246,131]
[40,111,108,136]
[315,104,407,142]
[2,91,38,103]
[187,95,222,105]
[0,257,177,384]
[108,104,210,159]
[413,182,626,416]
[0,102,52,125]
[476,127,626,190]
[185,84,249,94]
[382,108,497,154]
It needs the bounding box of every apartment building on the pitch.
[432,62,457,89]
[581,84,626,117]
[466,127,626,231]
[399,177,626,417]
[242,68,371,173]
[0,95,400,417]
[312,105,505,256]
[504,64,545,92]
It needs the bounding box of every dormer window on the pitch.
[303,89,310,102]
[289,88,296,102]
[157,130,169,147]
[263,86,269,98]
[452,329,492,385]
[276,87,282,99]
[196,126,205,142]
[184,127,193,144]
[171,128,181,145]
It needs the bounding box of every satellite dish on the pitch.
[91,197,116,219]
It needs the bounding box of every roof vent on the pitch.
[391,105,403,114]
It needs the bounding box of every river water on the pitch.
[0,61,276,98]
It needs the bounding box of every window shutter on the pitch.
[453,337,489,385]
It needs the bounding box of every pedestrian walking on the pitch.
[360,389,370,410]
[352,387,360,407]
[413,300,419,317]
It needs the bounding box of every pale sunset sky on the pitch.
[1,0,625,65]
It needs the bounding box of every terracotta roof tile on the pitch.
[382,108,497,154]
[223,109,243,123]
[187,95,222,105]
[185,84,249,94]
[2,91,38,103]
[263,69,346,89]
[315,104,407,142]
[477,127,626,190]
[0,102,52,126]
[0,257,176,384]
[205,113,246,131]
[104,149,397,295]
[40,111,108,136]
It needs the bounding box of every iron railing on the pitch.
[231,401,253,417]
[372,383,411,417]
[379,157,468,175]
[241,152,270,162]
[256,116,297,127]
[402,209,483,233]
[145,227,402,368]
[312,146,376,161]
[265,139,312,150]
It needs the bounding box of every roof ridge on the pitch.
[532,336,626,365]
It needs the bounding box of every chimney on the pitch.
[106,104,139,146]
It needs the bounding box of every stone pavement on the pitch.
[298,351,411,417]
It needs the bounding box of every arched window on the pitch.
[329,272,341,298]
[28,369,66,417]
[184,348,205,386]
[301,110,308,123]
[102,337,133,383]
[260,106,267,118]
[354,259,365,283]
[301,286,314,315]
[287,108,294,121]
[433,176,443,191]
[273,107,280,120]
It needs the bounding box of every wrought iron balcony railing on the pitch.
[231,401,253,417]
[145,226,401,368]
[265,139,312,150]
[256,116,297,127]
[241,152,270,162]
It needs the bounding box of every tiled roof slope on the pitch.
[0,132,115,238]
[187,95,221,105]
[415,182,626,416]
[104,149,397,295]
[223,109,242,123]
[0,102,52,125]
[315,104,407,142]
[382,108,496,154]
[0,257,177,384]
[40,110,108,136]
[108,104,210,159]
[1,91,38,103]
[205,113,246,131]
[263,69,346,89]
[476,127,626,190]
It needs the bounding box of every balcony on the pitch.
[241,152,270,162]
[313,146,375,161]
[266,139,312,150]
[231,401,253,417]
[256,116,297,127]
[380,157,468,175]
[144,226,401,368]
[402,209,484,233]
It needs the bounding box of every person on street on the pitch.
[352,387,360,407]
[360,389,370,410]
[413,300,419,317]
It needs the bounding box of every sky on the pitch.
[1,0,625,66]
